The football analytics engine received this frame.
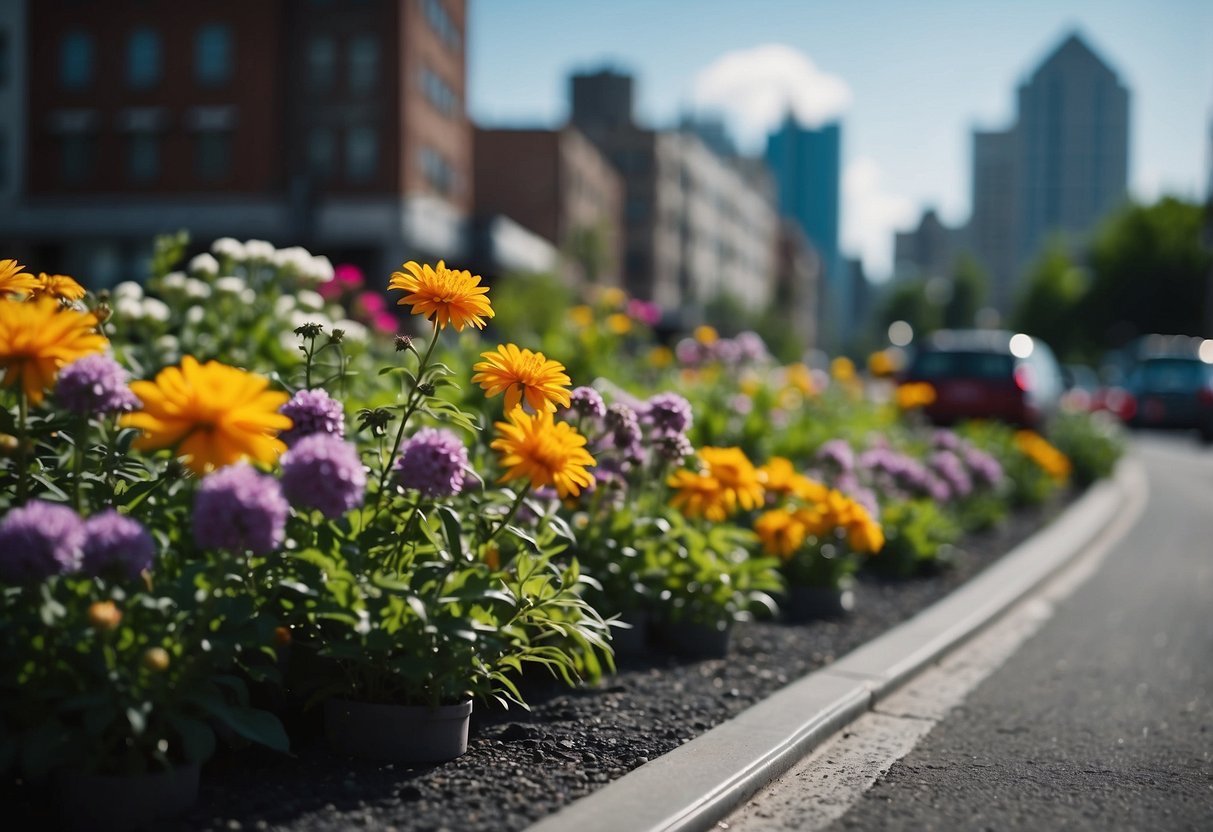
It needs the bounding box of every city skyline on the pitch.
[469,0,1213,281]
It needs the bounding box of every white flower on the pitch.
[154,334,180,356]
[242,239,275,261]
[189,252,220,276]
[240,288,256,305]
[308,255,335,284]
[214,276,246,295]
[185,306,206,325]
[140,297,171,323]
[273,246,312,274]
[160,271,188,292]
[290,310,333,333]
[333,319,368,344]
[211,237,246,261]
[295,289,325,312]
[273,295,297,316]
[184,278,212,300]
[111,281,143,301]
[113,297,143,320]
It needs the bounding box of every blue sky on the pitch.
[468,0,1213,281]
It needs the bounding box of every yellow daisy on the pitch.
[472,343,572,413]
[122,356,291,474]
[0,298,107,404]
[29,273,87,303]
[0,260,39,298]
[754,508,808,559]
[491,407,596,498]
[387,260,494,332]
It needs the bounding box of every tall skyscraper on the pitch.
[765,116,842,346]
[968,31,1130,318]
[1016,32,1129,266]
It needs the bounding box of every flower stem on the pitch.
[15,389,28,503]
[375,324,441,502]
[484,485,531,546]
[72,414,88,512]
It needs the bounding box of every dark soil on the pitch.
[8,495,1069,832]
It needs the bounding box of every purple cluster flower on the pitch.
[929,450,974,501]
[858,447,949,503]
[0,500,84,583]
[814,439,856,475]
[281,434,366,518]
[567,386,607,422]
[604,403,643,452]
[931,430,965,452]
[279,388,345,447]
[643,392,693,436]
[963,446,1004,488]
[675,338,707,367]
[652,432,694,465]
[55,354,139,417]
[82,510,156,578]
[733,331,769,364]
[394,427,469,498]
[193,464,288,555]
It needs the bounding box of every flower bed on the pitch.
[0,240,1123,829]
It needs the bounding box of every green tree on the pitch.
[1011,239,1088,360]
[879,277,942,339]
[943,254,989,329]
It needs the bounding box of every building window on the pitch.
[195,24,233,86]
[127,132,159,183]
[60,31,94,90]
[127,28,161,89]
[420,145,454,195]
[308,36,336,91]
[60,133,96,184]
[420,65,458,116]
[347,35,379,93]
[195,131,232,181]
[308,127,335,179]
[346,126,377,182]
[423,0,461,51]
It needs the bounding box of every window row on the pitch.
[420,65,459,116]
[423,0,461,51]
[60,25,233,91]
[307,35,379,94]
[307,126,380,183]
[57,130,232,185]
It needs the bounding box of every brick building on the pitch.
[473,126,623,286]
[0,0,471,285]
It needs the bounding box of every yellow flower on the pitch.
[29,273,87,303]
[693,325,719,345]
[848,516,885,554]
[606,313,632,335]
[122,355,291,474]
[1013,430,1072,481]
[867,349,896,378]
[472,343,572,413]
[648,345,674,368]
[895,382,937,410]
[491,407,595,498]
[570,305,594,328]
[387,260,494,332]
[598,287,627,308]
[831,356,856,382]
[0,297,107,404]
[793,475,830,504]
[759,456,800,496]
[0,259,39,297]
[755,509,807,559]
[667,469,730,521]
[785,362,816,395]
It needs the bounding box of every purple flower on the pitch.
[675,338,704,367]
[567,386,607,422]
[932,430,965,452]
[279,388,345,447]
[963,446,1004,488]
[394,428,469,498]
[55,354,139,417]
[930,450,973,501]
[0,500,85,582]
[604,403,643,451]
[643,392,693,436]
[281,434,366,518]
[193,464,288,555]
[859,447,949,502]
[733,331,769,364]
[82,510,156,578]
[710,338,743,366]
[652,432,694,465]
[815,439,855,475]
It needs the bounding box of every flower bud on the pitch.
[273,626,292,648]
[143,646,171,672]
[0,434,19,456]
[88,600,122,632]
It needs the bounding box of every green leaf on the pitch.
[187,694,289,754]
[167,714,217,764]
[437,506,464,561]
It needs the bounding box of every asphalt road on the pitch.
[821,434,1213,831]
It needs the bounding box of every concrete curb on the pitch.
[527,460,1143,832]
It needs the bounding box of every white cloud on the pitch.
[692,44,851,150]
[843,157,916,281]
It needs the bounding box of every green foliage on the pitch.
[1012,239,1089,360]
[944,254,990,329]
[870,499,961,577]
[1048,410,1125,487]
[879,277,942,338]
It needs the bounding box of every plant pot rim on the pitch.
[327,697,473,716]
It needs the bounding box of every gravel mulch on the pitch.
[8,494,1068,832]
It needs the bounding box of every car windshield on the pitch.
[1134,359,1206,392]
[910,351,1015,380]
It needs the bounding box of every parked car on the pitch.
[1122,342,1213,443]
[901,329,1066,428]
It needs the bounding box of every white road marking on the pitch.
[719,461,1148,832]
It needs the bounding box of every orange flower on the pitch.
[895,382,937,410]
[88,601,123,632]
[491,407,595,498]
[473,343,572,413]
[754,509,808,559]
[0,259,39,297]
[0,298,107,404]
[122,356,291,474]
[387,260,493,332]
[669,446,764,521]
[29,273,87,303]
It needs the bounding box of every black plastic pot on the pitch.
[324,698,473,763]
[651,618,731,659]
[55,762,200,831]
[784,584,856,621]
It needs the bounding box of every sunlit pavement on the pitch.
[799,433,1213,831]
